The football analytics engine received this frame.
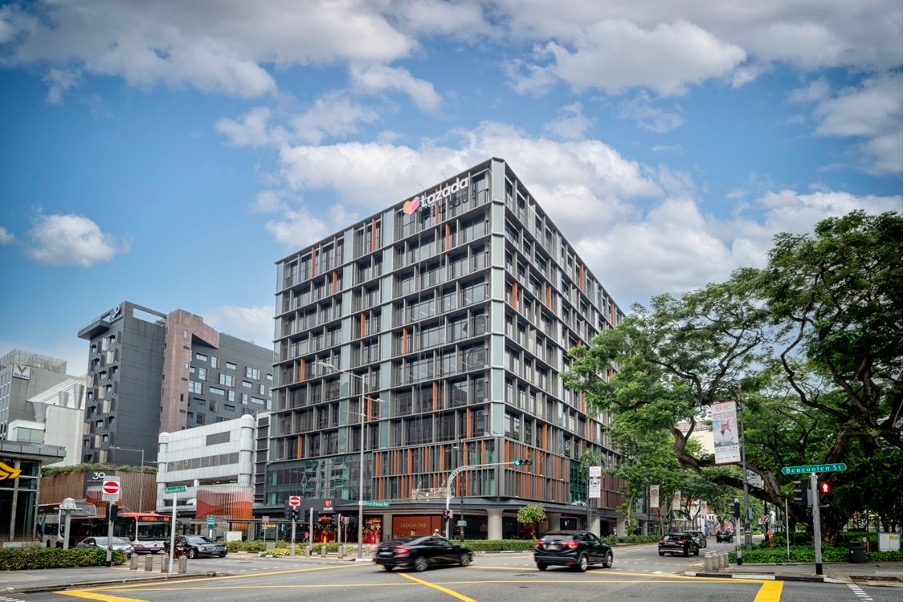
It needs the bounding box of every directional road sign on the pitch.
[781,463,847,475]
[164,485,187,494]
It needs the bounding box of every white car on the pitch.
[76,536,134,558]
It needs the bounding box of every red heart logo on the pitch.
[403,197,421,215]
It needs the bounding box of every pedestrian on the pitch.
[433,528,442,537]
[766,527,774,549]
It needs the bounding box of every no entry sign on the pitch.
[102,477,121,501]
[288,495,301,507]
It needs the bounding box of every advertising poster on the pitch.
[712,401,741,464]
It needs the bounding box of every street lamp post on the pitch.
[110,446,146,512]
[315,361,381,562]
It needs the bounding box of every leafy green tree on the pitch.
[517,503,547,539]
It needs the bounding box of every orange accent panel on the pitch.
[579,263,585,290]
[311,248,317,277]
[546,283,552,308]
[296,435,303,459]
[371,218,377,252]
[402,328,408,354]
[360,313,366,338]
[432,381,438,411]
[299,359,306,382]
[511,282,518,310]
[445,224,451,251]
[332,271,338,294]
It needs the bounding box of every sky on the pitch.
[0,0,901,377]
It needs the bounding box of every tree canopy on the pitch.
[563,211,902,540]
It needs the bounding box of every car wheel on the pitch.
[658,551,665,557]
[574,554,589,572]
[220,552,227,558]
[694,548,700,556]
[188,548,197,559]
[151,551,159,555]
[414,557,428,572]
[459,554,471,567]
[382,565,394,571]
[536,564,548,571]
[602,551,613,568]
[683,548,689,557]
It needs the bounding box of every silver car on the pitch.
[76,536,134,558]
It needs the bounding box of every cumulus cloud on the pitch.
[26,214,128,267]
[349,64,442,112]
[0,226,13,244]
[203,305,274,347]
[544,103,592,140]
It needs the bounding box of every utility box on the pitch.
[879,533,900,552]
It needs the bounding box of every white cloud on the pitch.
[0,226,13,244]
[349,64,442,113]
[290,92,382,144]
[543,103,592,140]
[216,107,286,148]
[203,305,274,348]
[617,94,684,133]
[26,214,128,267]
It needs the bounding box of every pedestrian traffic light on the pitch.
[284,506,292,520]
[291,507,300,522]
[513,459,532,466]
[792,480,810,506]
[442,509,450,524]
[818,481,834,507]
[108,503,119,522]
[337,513,343,525]
[732,500,740,518]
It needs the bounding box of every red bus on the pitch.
[38,503,172,553]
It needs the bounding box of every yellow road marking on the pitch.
[398,572,477,602]
[754,581,784,601]
[55,590,147,602]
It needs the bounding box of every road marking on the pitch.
[753,581,783,602]
[847,583,873,601]
[54,590,147,602]
[397,572,477,602]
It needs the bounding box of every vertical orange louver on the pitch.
[371,218,377,252]
[296,435,303,459]
[402,328,408,354]
[432,381,438,411]
[511,282,518,310]
[311,248,317,278]
[332,271,338,294]
[299,359,306,382]
[545,283,552,308]
[465,408,472,438]
[360,313,366,338]
[434,199,440,223]
[445,224,451,251]
[579,263,585,291]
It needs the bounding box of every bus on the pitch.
[37,501,96,547]
[38,503,172,553]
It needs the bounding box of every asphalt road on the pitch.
[9,542,900,602]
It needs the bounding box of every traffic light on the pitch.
[732,500,740,518]
[442,509,450,524]
[513,459,533,466]
[291,507,300,522]
[818,481,834,507]
[108,503,119,522]
[337,513,343,525]
[284,506,292,520]
[792,480,810,507]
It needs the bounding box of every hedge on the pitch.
[0,546,126,570]
[728,545,902,564]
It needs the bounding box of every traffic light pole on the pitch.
[810,473,823,576]
[444,460,531,539]
[291,517,297,556]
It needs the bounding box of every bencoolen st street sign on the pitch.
[781,463,847,475]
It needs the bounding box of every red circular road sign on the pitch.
[102,480,120,495]
[288,495,301,507]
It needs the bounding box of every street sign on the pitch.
[102,477,121,502]
[164,485,187,494]
[288,495,301,507]
[207,514,216,528]
[781,463,847,475]
[363,501,390,507]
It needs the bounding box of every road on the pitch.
[11,541,900,602]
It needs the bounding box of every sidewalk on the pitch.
[0,563,216,594]
[692,560,903,585]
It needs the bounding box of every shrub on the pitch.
[0,546,126,570]
[727,545,902,564]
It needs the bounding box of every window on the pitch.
[197,368,207,381]
[195,353,208,362]
[241,393,249,405]
[246,367,261,379]
[209,387,225,396]
[211,356,218,369]
[226,362,237,371]
[188,381,203,394]
[219,374,234,387]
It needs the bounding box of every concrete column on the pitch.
[486,509,503,540]
[589,515,601,536]
[616,516,627,536]
[547,513,561,531]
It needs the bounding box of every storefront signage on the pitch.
[0,461,21,481]
[12,364,31,380]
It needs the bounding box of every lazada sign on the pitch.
[402,175,469,215]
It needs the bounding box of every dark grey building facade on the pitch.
[78,301,274,464]
[0,350,70,441]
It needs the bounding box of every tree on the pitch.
[517,503,547,539]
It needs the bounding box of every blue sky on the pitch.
[0,0,900,376]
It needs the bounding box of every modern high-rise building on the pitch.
[270,158,626,540]
[0,350,70,440]
[78,301,274,464]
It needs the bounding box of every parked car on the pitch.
[658,532,700,557]
[715,530,734,543]
[373,536,473,572]
[164,535,227,558]
[684,530,707,548]
[76,536,133,558]
[534,530,613,572]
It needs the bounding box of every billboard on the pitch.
[712,400,741,464]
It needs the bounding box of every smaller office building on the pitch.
[0,440,65,543]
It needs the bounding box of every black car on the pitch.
[658,532,700,557]
[684,530,707,548]
[165,535,227,559]
[534,530,613,572]
[715,530,734,543]
[373,536,473,572]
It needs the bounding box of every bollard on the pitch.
[306,545,312,556]
[178,556,187,574]
[145,555,154,572]
[130,554,139,570]
[320,545,327,558]
[338,544,345,559]
[703,553,712,571]
[161,556,169,573]
[719,552,727,569]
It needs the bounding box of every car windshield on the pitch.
[184,536,213,544]
[540,533,575,542]
[663,534,685,541]
[94,537,130,545]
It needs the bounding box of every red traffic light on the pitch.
[819,481,831,494]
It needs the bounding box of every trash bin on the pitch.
[848,541,866,563]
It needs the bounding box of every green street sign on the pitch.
[363,501,390,507]
[781,463,847,475]
[165,485,187,494]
